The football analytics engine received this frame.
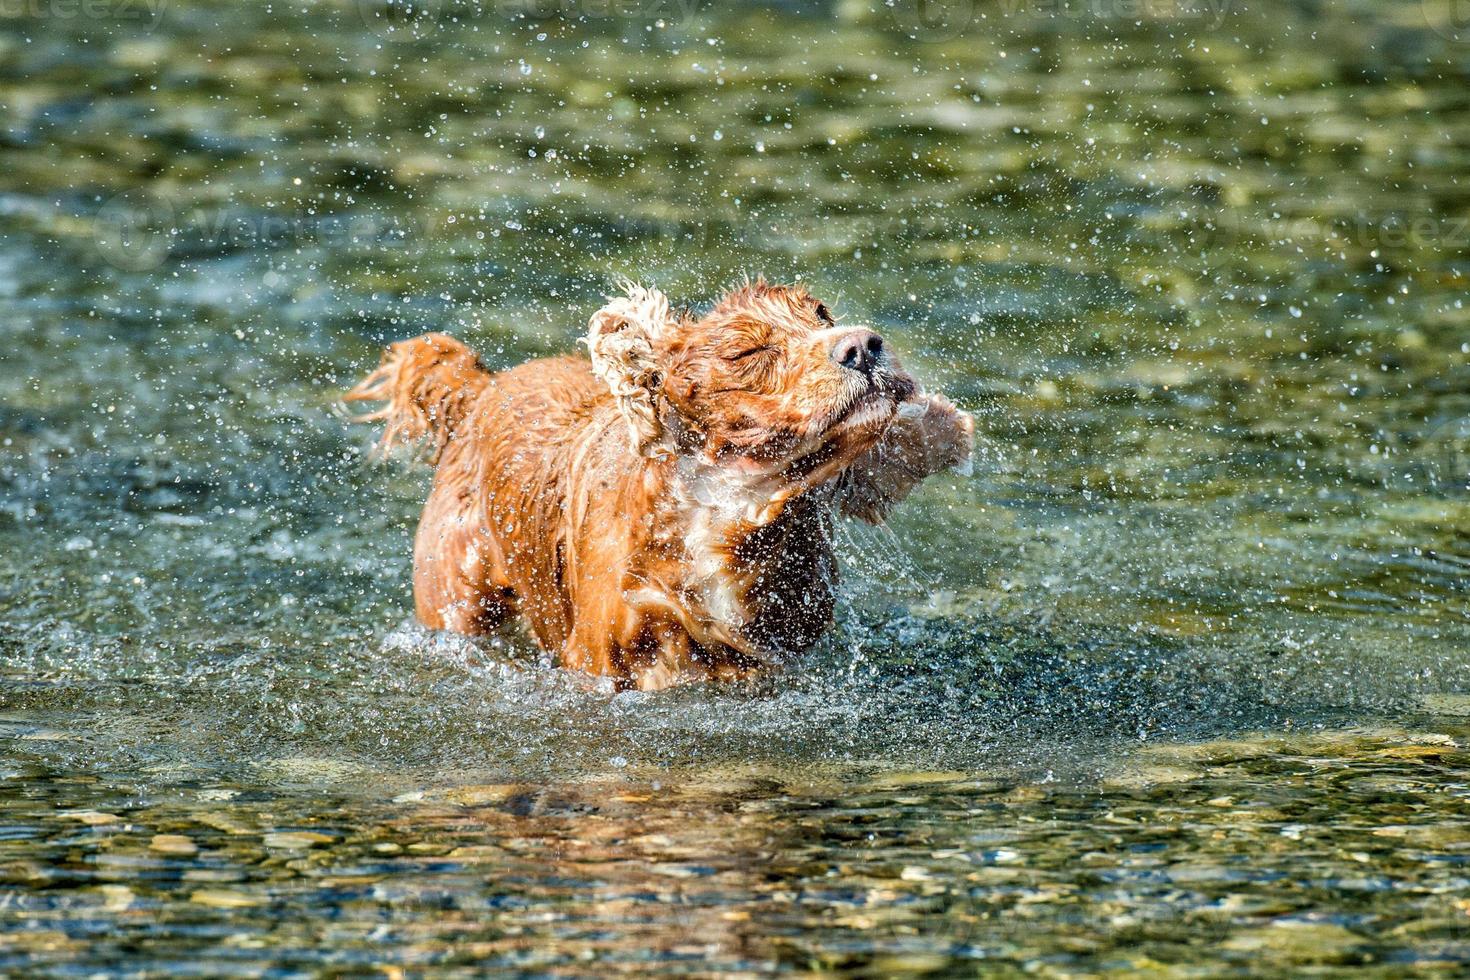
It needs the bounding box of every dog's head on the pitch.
[587,279,916,481]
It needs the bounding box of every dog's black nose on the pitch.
[832,330,884,374]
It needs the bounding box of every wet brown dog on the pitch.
[348,280,972,690]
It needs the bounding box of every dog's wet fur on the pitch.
[348,280,972,690]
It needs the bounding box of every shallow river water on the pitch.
[1,0,1468,974]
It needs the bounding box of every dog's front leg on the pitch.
[838,393,974,524]
[562,605,701,691]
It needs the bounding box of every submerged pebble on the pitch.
[149,834,199,856]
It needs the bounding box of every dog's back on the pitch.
[349,337,622,644]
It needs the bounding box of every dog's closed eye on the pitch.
[723,344,782,388]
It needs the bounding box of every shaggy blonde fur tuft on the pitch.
[584,281,676,458]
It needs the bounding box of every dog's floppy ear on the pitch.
[585,281,676,458]
[585,279,676,455]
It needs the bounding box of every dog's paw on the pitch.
[898,393,974,476]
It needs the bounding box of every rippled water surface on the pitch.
[2,0,1468,973]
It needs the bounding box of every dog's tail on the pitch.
[345,333,490,463]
